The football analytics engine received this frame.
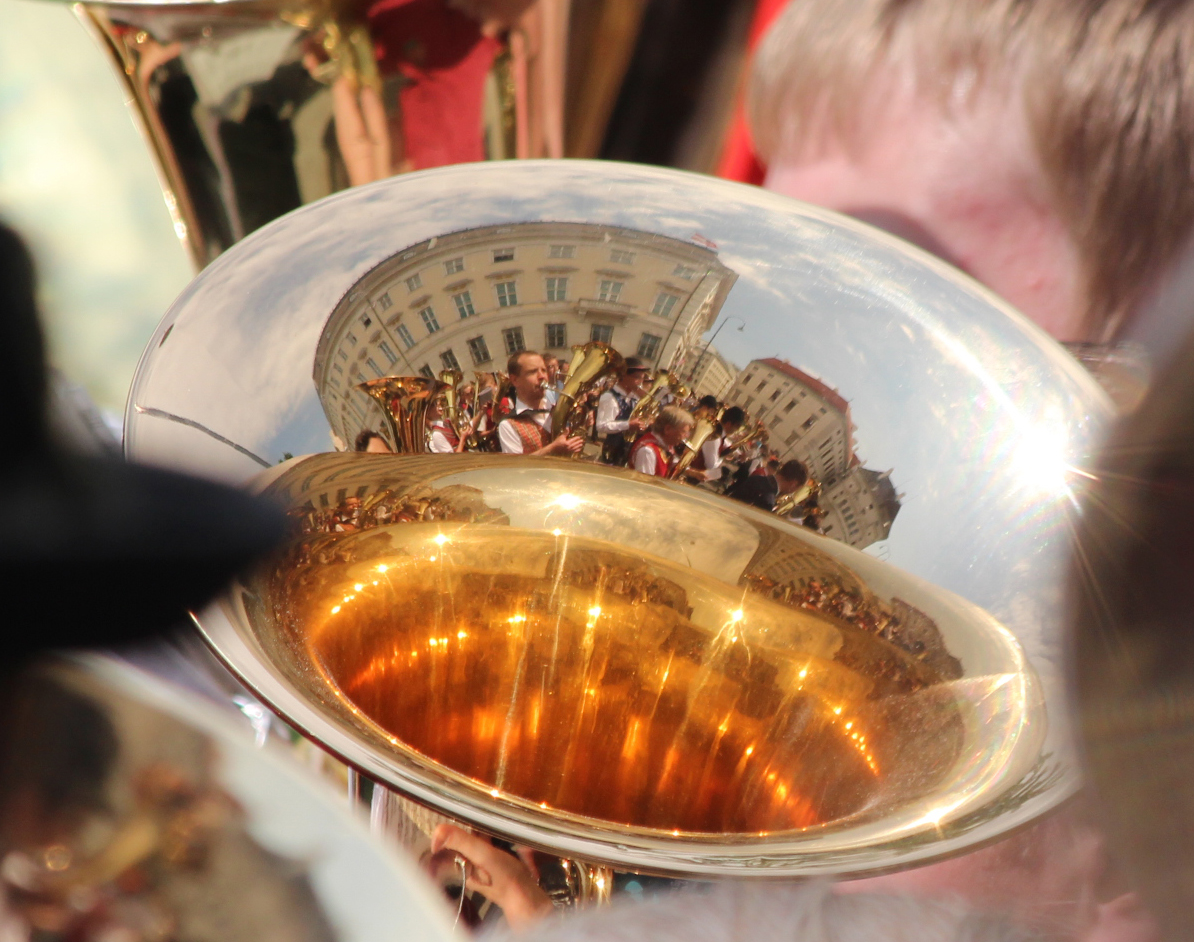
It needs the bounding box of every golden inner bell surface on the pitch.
[247,454,1037,841]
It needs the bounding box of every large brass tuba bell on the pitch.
[125,162,1105,884]
[358,376,443,453]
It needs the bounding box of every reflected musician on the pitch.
[596,356,651,465]
[496,351,585,457]
[628,406,695,478]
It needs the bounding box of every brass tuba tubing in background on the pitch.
[358,376,443,453]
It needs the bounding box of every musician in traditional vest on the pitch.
[685,401,746,483]
[629,405,695,477]
[596,356,650,465]
[497,351,585,456]
[426,397,466,454]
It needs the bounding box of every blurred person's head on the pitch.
[722,405,746,435]
[543,354,560,384]
[353,429,392,453]
[749,0,1194,342]
[655,405,695,449]
[517,882,1031,942]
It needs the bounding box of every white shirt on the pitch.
[595,385,640,436]
[633,446,660,476]
[632,434,671,476]
[497,395,553,454]
[699,435,724,481]
[428,425,457,454]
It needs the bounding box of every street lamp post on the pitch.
[687,315,744,384]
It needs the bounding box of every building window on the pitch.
[770,390,781,401]
[419,306,440,333]
[467,336,492,365]
[379,340,398,365]
[548,244,575,259]
[366,357,383,376]
[637,332,662,359]
[419,365,435,378]
[493,247,515,263]
[785,431,798,445]
[359,312,372,328]
[502,327,525,355]
[453,291,476,318]
[590,324,614,344]
[440,349,462,371]
[610,249,635,264]
[801,416,817,430]
[545,276,568,301]
[651,292,680,317]
[673,264,697,279]
[756,379,768,391]
[332,363,343,375]
[496,281,518,307]
[444,257,464,275]
[405,273,422,291]
[396,323,415,348]
[347,332,358,347]
[337,349,348,362]
[782,400,795,412]
[597,280,623,302]
[545,323,567,348]
[377,292,392,311]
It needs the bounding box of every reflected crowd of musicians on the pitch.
[351,343,824,529]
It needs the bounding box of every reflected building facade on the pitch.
[314,221,737,449]
[726,357,900,548]
[686,346,738,401]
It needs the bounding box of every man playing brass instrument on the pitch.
[426,397,466,454]
[629,405,695,477]
[497,351,585,457]
[686,402,746,484]
[596,356,651,466]
[727,458,809,513]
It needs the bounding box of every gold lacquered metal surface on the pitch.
[205,451,1044,875]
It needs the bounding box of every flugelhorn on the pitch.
[127,162,1103,887]
[625,371,686,443]
[437,369,468,445]
[669,406,722,480]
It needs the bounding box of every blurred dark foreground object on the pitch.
[1069,324,1194,942]
[0,222,286,665]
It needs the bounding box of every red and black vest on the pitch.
[502,415,551,453]
[629,432,673,478]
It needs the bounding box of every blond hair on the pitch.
[748,0,1194,341]
[655,405,695,434]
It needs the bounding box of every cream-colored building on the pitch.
[819,467,900,548]
[686,345,737,401]
[725,358,900,549]
[725,358,854,485]
[313,222,737,449]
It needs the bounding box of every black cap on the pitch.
[624,357,649,372]
[0,223,286,664]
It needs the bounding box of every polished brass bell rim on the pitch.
[196,452,1045,878]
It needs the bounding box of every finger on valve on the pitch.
[428,824,553,929]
